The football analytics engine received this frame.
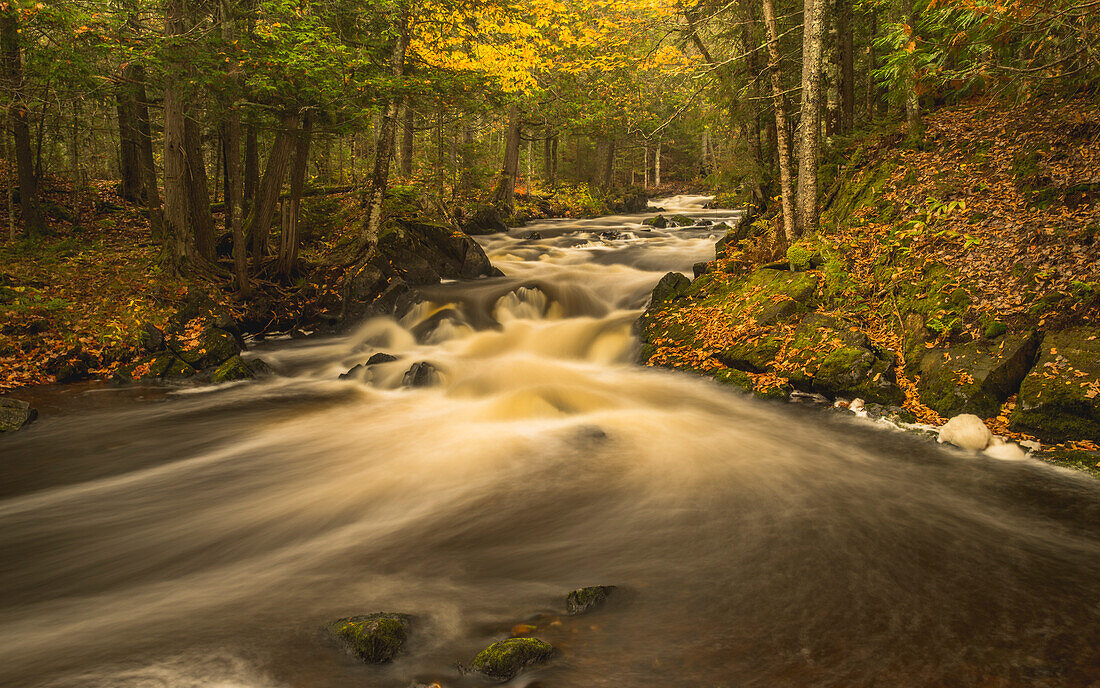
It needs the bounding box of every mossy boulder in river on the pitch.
[210,355,253,383]
[642,214,669,228]
[916,332,1040,418]
[471,637,555,680]
[0,397,36,432]
[1010,327,1100,442]
[326,613,411,664]
[566,585,615,614]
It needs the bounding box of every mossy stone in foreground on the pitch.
[566,585,616,614]
[471,637,555,679]
[211,355,254,383]
[327,613,411,664]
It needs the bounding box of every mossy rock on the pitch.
[916,332,1041,418]
[669,214,695,227]
[326,613,411,664]
[786,244,822,272]
[649,272,690,305]
[642,215,668,228]
[566,585,615,614]
[715,367,754,390]
[182,327,241,370]
[1035,449,1100,477]
[0,397,37,432]
[471,637,555,680]
[211,355,254,383]
[716,334,783,373]
[1010,328,1100,442]
[781,314,903,404]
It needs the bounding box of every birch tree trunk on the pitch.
[353,0,410,259]
[762,0,797,243]
[795,0,828,235]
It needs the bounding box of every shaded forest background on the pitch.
[0,0,1097,389]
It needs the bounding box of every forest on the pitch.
[1,0,1100,684]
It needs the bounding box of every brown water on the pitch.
[2,197,1099,688]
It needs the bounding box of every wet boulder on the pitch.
[1010,327,1100,442]
[139,323,165,352]
[916,332,1041,419]
[462,205,509,235]
[402,362,439,387]
[210,355,253,383]
[367,352,398,365]
[0,397,37,432]
[781,313,903,405]
[669,214,695,227]
[470,637,555,680]
[649,271,691,306]
[642,215,669,229]
[566,585,616,615]
[326,613,411,664]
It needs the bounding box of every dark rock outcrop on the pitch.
[325,613,411,664]
[1010,327,1100,442]
[341,221,496,324]
[916,332,1041,418]
[0,397,37,432]
[566,585,615,615]
[402,362,439,387]
[46,345,99,383]
[463,205,509,235]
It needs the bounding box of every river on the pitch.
[1,196,1099,687]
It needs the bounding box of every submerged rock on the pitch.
[366,352,399,365]
[402,362,439,387]
[0,397,37,432]
[471,637,555,680]
[326,613,411,664]
[1010,327,1100,442]
[938,414,992,451]
[566,585,616,615]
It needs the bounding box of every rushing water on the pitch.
[2,197,1099,688]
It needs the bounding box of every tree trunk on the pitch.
[796,0,828,235]
[839,0,854,133]
[353,0,410,259]
[116,65,144,202]
[824,0,841,140]
[865,8,877,121]
[184,113,215,261]
[278,114,312,279]
[601,136,615,190]
[222,0,249,296]
[399,103,414,178]
[762,0,797,243]
[0,8,42,236]
[644,146,649,188]
[655,141,661,187]
[162,0,194,268]
[549,134,558,187]
[491,103,522,210]
[243,119,259,217]
[902,0,922,138]
[248,112,298,271]
[70,103,81,226]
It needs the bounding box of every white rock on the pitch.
[984,441,1028,461]
[938,414,993,451]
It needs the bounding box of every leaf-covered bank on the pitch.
[639,96,1100,473]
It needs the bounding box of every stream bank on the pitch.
[638,97,1100,473]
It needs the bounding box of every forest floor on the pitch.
[0,179,650,391]
[641,94,1100,474]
